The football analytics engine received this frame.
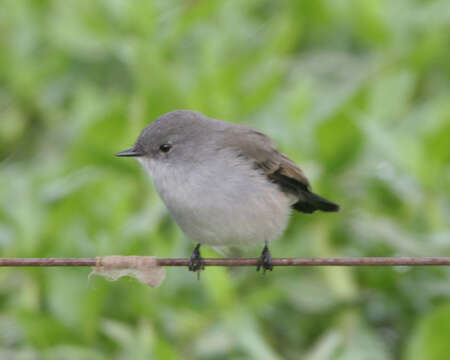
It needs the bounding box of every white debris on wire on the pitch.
[90,256,166,287]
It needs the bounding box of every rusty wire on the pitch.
[0,257,449,267]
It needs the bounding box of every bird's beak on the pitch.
[115,148,145,157]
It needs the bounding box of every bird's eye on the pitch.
[159,144,172,153]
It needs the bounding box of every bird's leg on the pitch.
[257,243,273,275]
[188,243,205,278]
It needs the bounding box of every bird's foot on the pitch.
[257,244,273,275]
[188,244,205,279]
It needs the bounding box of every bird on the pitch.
[116,110,339,274]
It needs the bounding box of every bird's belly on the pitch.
[154,169,292,246]
[170,198,291,246]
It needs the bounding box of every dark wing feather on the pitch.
[223,126,339,213]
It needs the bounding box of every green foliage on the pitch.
[405,304,450,360]
[0,0,449,358]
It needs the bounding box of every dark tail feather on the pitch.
[293,191,340,213]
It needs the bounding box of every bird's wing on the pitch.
[223,126,339,213]
[223,127,311,195]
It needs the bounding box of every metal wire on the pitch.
[0,257,449,267]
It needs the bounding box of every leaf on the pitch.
[405,303,450,360]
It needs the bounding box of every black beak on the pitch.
[115,148,145,157]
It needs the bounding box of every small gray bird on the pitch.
[116,110,339,273]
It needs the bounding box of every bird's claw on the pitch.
[188,244,205,279]
[257,244,273,275]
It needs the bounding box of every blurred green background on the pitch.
[1,0,450,359]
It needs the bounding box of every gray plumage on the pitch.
[117,110,339,248]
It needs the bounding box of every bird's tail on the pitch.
[293,191,340,213]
